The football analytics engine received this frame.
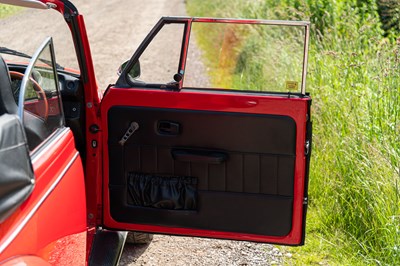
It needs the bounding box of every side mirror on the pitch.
[118,60,141,80]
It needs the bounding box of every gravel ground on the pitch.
[120,235,289,266]
[0,0,288,265]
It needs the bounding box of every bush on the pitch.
[376,0,400,35]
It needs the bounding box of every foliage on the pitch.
[187,0,400,264]
[376,0,400,35]
[0,4,21,19]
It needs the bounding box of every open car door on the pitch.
[0,37,86,262]
[101,17,312,245]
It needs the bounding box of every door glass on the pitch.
[184,21,308,93]
[131,23,185,85]
[18,37,64,150]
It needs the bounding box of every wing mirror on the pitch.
[118,60,141,80]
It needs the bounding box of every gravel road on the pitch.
[0,0,288,265]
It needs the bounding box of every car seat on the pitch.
[0,55,49,150]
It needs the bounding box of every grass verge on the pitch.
[0,4,21,19]
[187,0,400,265]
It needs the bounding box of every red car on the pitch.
[0,0,312,265]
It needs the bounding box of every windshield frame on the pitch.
[18,36,63,124]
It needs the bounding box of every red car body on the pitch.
[0,1,312,265]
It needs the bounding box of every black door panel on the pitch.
[109,188,293,236]
[108,107,296,154]
[117,145,295,195]
[108,106,296,236]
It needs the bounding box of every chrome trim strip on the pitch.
[192,17,310,27]
[301,24,310,95]
[31,127,70,165]
[0,0,49,10]
[0,152,80,254]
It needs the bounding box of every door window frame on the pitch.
[18,37,66,154]
[116,17,190,89]
[117,17,310,95]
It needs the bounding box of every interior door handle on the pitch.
[171,149,227,164]
[157,121,180,135]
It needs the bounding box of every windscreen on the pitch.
[0,4,79,72]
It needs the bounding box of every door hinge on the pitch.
[303,197,308,205]
[90,124,101,134]
[305,140,311,156]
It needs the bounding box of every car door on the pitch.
[0,37,87,264]
[101,17,312,245]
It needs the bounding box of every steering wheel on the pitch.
[9,71,49,121]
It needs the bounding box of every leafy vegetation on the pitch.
[377,0,400,35]
[187,0,400,265]
[188,22,305,92]
[0,4,21,19]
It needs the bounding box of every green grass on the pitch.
[187,0,400,265]
[189,22,305,92]
[0,4,21,19]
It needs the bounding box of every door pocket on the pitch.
[127,172,197,210]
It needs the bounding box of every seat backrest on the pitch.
[0,56,18,116]
[0,55,49,150]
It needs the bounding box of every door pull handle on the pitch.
[157,121,180,135]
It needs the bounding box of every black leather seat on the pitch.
[0,55,49,150]
[0,56,18,116]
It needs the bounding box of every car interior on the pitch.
[0,54,86,155]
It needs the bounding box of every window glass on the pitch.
[184,22,306,93]
[19,38,64,150]
[130,23,184,85]
[0,6,79,73]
